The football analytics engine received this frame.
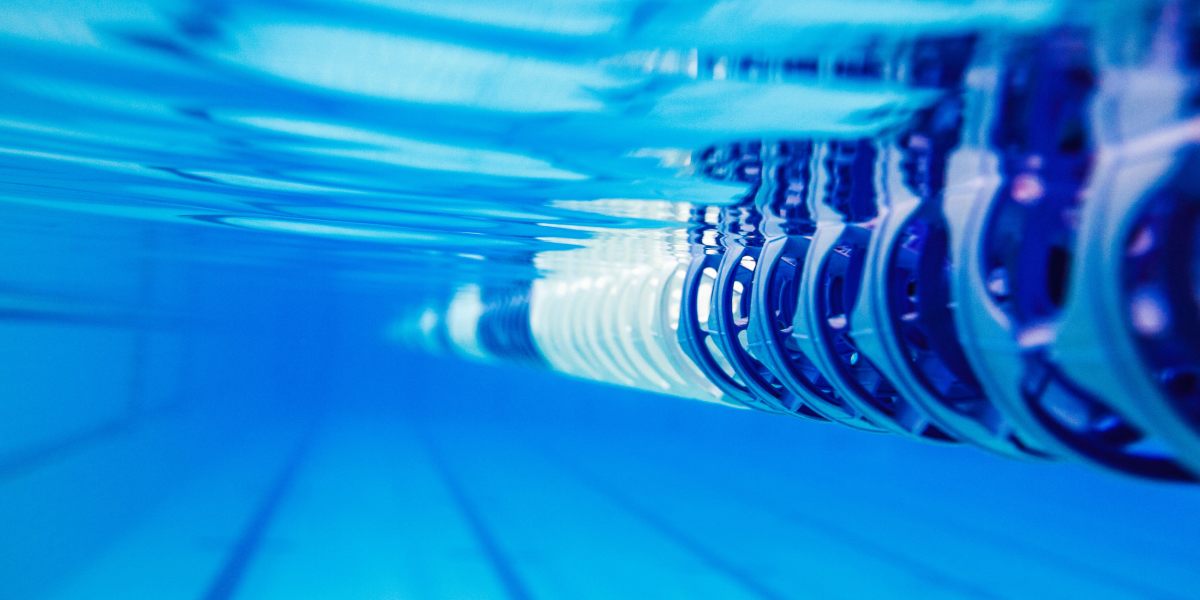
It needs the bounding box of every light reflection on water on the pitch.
[0,0,1063,288]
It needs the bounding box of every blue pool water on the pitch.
[2,1,1199,598]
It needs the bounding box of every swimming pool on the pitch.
[1,1,1198,598]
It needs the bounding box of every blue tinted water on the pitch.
[1,1,1199,598]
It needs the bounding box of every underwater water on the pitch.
[2,0,1200,598]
